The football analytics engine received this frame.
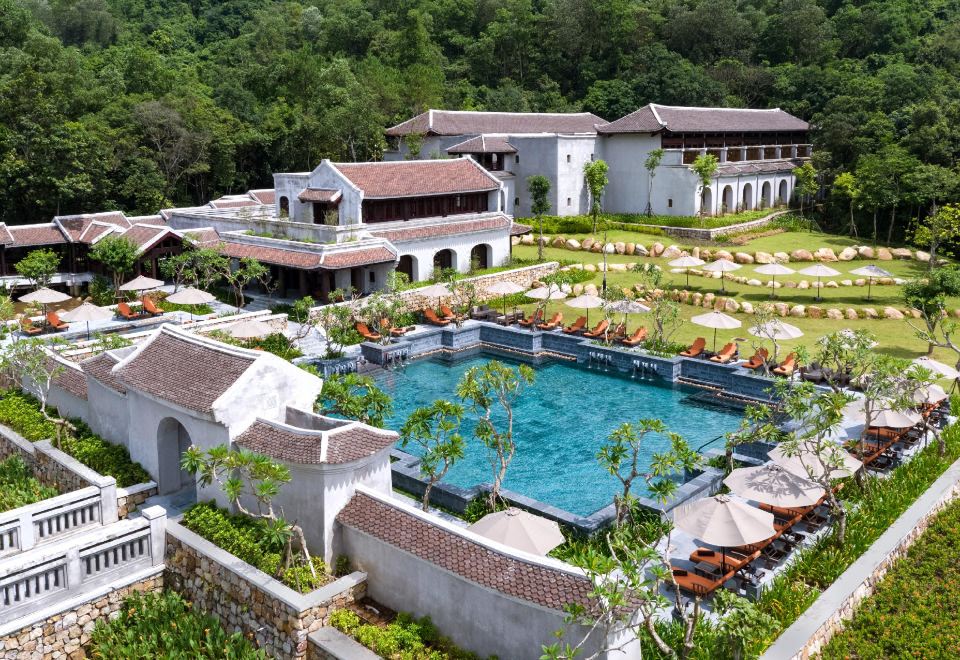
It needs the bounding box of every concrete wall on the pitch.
[394,224,512,280]
[600,134,662,214]
[84,378,130,448]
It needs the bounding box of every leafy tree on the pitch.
[316,373,392,428]
[793,161,818,217]
[583,159,609,234]
[15,249,61,289]
[527,174,551,261]
[691,154,718,220]
[0,338,74,446]
[832,171,860,237]
[89,235,139,293]
[808,328,878,391]
[644,148,664,216]
[455,360,534,509]
[222,257,271,309]
[647,292,683,352]
[904,266,960,355]
[400,400,465,511]
[313,290,357,359]
[160,247,229,291]
[914,204,960,269]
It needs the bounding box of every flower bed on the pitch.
[181,501,329,594]
[89,590,265,658]
[0,454,58,512]
[328,609,481,660]
[0,390,150,487]
[819,497,960,658]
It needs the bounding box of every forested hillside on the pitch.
[2,0,960,239]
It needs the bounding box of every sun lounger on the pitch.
[355,322,382,342]
[689,547,759,573]
[622,327,647,346]
[680,337,706,358]
[518,309,544,328]
[741,348,769,370]
[141,296,164,316]
[583,319,609,338]
[381,318,408,337]
[772,353,797,376]
[20,318,42,336]
[46,312,69,331]
[537,312,563,330]
[709,343,738,363]
[423,309,450,326]
[670,567,731,597]
[117,302,141,320]
[563,316,587,334]
[440,304,458,321]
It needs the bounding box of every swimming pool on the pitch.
[377,352,744,517]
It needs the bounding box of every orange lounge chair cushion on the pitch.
[355,322,381,340]
[423,309,450,326]
[142,297,163,315]
[563,317,587,333]
[680,337,706,357]
[46,312,68,329]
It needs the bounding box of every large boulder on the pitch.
[877,247,893,261]
[790,305,806,317]
[826,308,843,320]
[825,280,839,288]
[845,308,858,320]
[797,280,810,289]
[551,236,566,248]
[838,247,858,261]
[511,236,521,246]
[625,242,635,255]
[603,243,616,254]
[891,248,912,260]
[692,293,703,306]
[734,252,755,264]
[565,238,581,250]
[724,298,740,313]
[840,279,853,287]
[790,249,814,261]
[591,242,604,253]
[814,247,838,262]
[774,302,790,317]
[651,242,665,257]
[857,246,875,259]
[702,293,716,307]
[773,252,790,263]
[608,263,628,272]
[808,306,824,319]
[883,307,905,319]
[520,234,535,245]
[854,278,867,286]
[614,241,626,254]
[700,249,713,261]
[634,244,649,257]
[573,283,584,295]
[915,250,930,262]
[740,301,754,314]
[662,245,683,259]
[582,237,595,250]
[692,247,700,259]
[783,280,798,288]
[583,263,597,272]
[584,283,599,295]
[863,307,879,319]
[754,251,774,264]
[747,278,763,287]
[715,250,734,261]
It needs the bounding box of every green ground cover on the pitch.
[328,609,483,660]
[523,210,774,233]
[0,455,58,513]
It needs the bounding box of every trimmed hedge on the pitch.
[181,501,328,593]
[328,609,482,660]
[89,590,265,658]
[0,455,58,513]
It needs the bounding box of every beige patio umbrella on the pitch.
[769,444,862,480]
[166,286,216,321]
[913,383,948,405]
[850,265,892,302]
[673,494,776,568]
[702,259,742,294]
[797,264,840,302]
[911,356,959,380]
[668,255,705,288]
[118,274,164,293]
[565,293,604,325]
[842,399,922,428]
[61,302,112,340]
[724,463,825,508]
[226,318,273,340]
[467,507,564,556]
[19,287,72,305]
[525,284,567,324]
[417,283,451,314]
[485,280,527,318]
[754,263,795,298]
[691,310,742,352]
[748,319,803,362]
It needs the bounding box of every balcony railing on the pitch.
[672,144,812,166]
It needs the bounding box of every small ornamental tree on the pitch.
[644,148,664,215]
[15,249,61,289]
[0,295,14,338]
[691,154,718,220]
[181,445,317,580]
[583,159,609,234]
[89,235,140,293]
[400,400,465,511]
[809,328,877,391]
[222,257,271,309]
[314,288,357,358]
[724,403,783,475]
[904,266,960,355]
[914,203,960,271]
[160,247,229,291]
[647,291,683,352]
[456,360,534,509]
[793,161,818,217]
[316,373,392,428]
[832,171,860,237]
[0,338,74,446]
[527,174,552,261]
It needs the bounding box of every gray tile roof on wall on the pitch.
[81,352,126,394]
[234,419,397,464]
[51,359,88,401]
[337,492,595,611]
[446,136,517,154]
[386,110,603,136]
[715,158,805,176]
[369,215,511,242]
[598,104,810,134]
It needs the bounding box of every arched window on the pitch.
[279,196,290,218]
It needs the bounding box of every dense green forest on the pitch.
[2,0,960,239]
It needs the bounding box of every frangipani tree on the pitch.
[400,400,465,511]
[0,338,74,446]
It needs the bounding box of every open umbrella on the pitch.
[842,398,922,428]
[565,293,604,325]
[226,318,273,340]
[797,264,840,302]
[485,281,527,319]
[754,263,795,298]
[668,256,705,288]
[913,383,948,405]
[605,299,650,329]
[467,507,564,555]
[748,319,803,362]
[61,302,112,340]
[850,265,892,302]
[702,259,742,294]
[118,274,164,293]
[166,287,216,322]
[525,284,567,324]
[769,444,862,480]
[417,283,452,315]
[19,287,72,305]
[673,494,776,570]
[724,463,825,508]
[911,356,959,380]
[691,310,742,352]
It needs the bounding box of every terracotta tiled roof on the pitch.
[78,223,115,244]
[0,224,14,245]
[7,224,67,247]
[298,188,342,203]
[50,358,87,401]
[337,492,595,611]
[55,212,131,236]
[120,224,177,251]
[715,158,805,176]
[209,197,259,209]
[598,104,810,134]
[386,110,603,136]
[128,215,167,226]
[370,215,510,243]
[321,247,396,269]
[510,222,533,236]
[183,228,221,247]
[219,241,324,269]
[81,352,126,394]
[114,328,257,413]
[248,189,276,205]
[235,419,397,464]
[335,160,499,198]
[447,136,517,154]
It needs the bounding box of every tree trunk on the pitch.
[872,209,878,246]
[886,204,897,245]
[829,492,846,545]
[422,482,434,512]
[849,203,858,237]
[538,215,544,261]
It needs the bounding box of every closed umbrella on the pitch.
[118,274,164,293]
[673,494,776,570]
[797,264,840,302]
[911,356,959,381]
[850,265,892,302]
[417,283,451,314]
[668,256,705,288]
[748,319,803,362]
[702,259,742,294]
[226,318,273,340]
[61,302,112,340]
[485,281,527,319]
[724,463,825,508]
[691,310,742,352]
[769,444,862,480]
[754,263,795,299]
[566,293,604,325]
[467,507,564,556]
[166,287,216,322]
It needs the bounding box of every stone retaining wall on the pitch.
[117,482,159,518]
[165,521,367,660]
[761,453,960,659]
[307,627,381,660]
[611,210,787,241]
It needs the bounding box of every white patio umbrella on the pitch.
[850,265,892,302]
[691,310,742,352]
[565,293,604,325]
[417,283,452,313]
[604,299,650,329]
[754,263,795,298]
[226,318,273,340]
[913,383,947,405]
[842,399,922,428]
[702,259,742,294]
[911,356,959,381]
[748,319,803,362]
[769,444,862,480]
[61,302,112,340]
[525,284,567,325]
[166,286,216,322]
[724,463,825,508]
[467,507,564,556]
[668,255,705,288]
[118,274,164,293]
[673,494,776,569]
[485,281,527,318]
[797,264,840,302]
[19,287,72,305]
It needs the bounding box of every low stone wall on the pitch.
[612,210,787,241]
[0,569,164,659]
[117,482,159,518]
[761,453,960,659]
[165,521,367,660]
[307,627,381,660]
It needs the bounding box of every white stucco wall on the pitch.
[601,134,662,214]
[274,161,363,226]
[84,379,130,449]
[46,387,88,426]
[554,136,601,217]
[394,226,511,280]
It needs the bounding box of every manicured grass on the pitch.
[0,455,58,513]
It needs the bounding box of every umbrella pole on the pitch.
[816,276,822,302]
[867,277,872,301]
[713,327,718,353]
[770,275,776,299]
[686,269,690,289]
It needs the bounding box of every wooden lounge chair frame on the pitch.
[141,296,164,316]
[622,327,647,347]
[117,302,141,321]
[518,309,544,328]
[20,318,42,336]
[583,319,609,338]
[742,348,769,370]
[709,343,738,364]
[772,353,797,377]
[537,312,563,330]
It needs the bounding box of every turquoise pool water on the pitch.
[377,353,744,516]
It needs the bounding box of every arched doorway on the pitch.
[397,255,416,282]
[700,187,713,215]
[761,181,772,209]
[157,418,194,495]
[470,244,491,271]
[279,196,290,218]
[741,183,753,211]
[778,180,789,205]
[433,249,454,273]
[721,185,734,214]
